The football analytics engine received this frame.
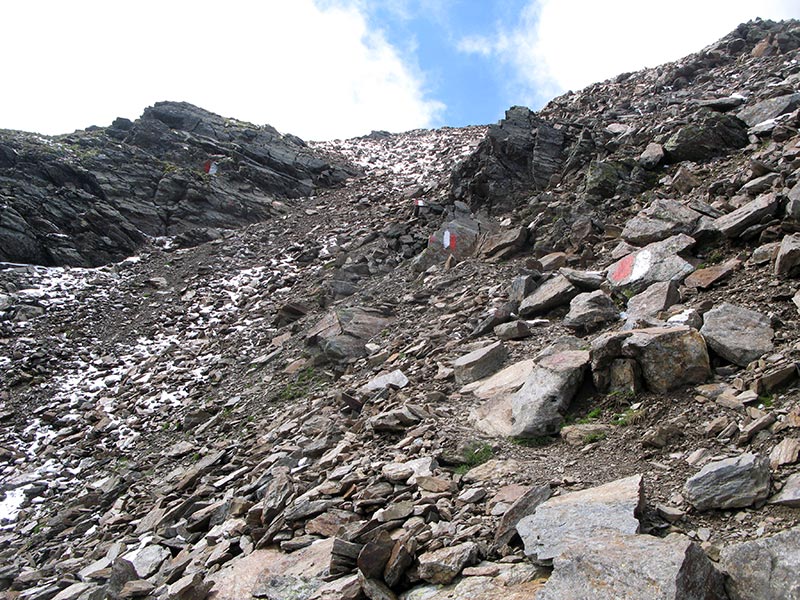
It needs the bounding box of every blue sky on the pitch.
[1,1,799,139]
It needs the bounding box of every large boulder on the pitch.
[621,199,704,245]
[737,92,800,127]
[510,350,589,437]
[563,290,619,331]
[516,474,644,564]
[712,192,781,239]
[591,326,710,393]
[719,526,800,600]
[683,453,771,510]
[700,303,773,367]
[538,532,727,600]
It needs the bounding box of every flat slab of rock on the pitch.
[607,234,695,291]
[591,326,710,393]
[495,484,551,546]
[769,473,800,507]
[516,474,644,564]
[625,280,680,323]
[712,192,781,239]
[518,275,577,317]
[538,532,727,600]
[462,359,536,399]
[683,453,771,510]
[452,341,507,385]
[737,92,800,127]
[719,525,800,600]
[700,302,773,367]
[684,258,740,289]
[621,199,703,245]
[510,350,589,437]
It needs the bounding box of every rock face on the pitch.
[451,106,567,213]
[720,526,800,600]
[538,532,727,600]
[663,109,748,162]
[683,453,771,510]
[0,101,354,266]
[516,475,644,564]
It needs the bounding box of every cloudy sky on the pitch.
[2,1,799,140]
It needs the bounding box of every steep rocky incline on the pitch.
[0,101,356,267]
[2,17,800,600]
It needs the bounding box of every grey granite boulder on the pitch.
[510,350,589,437]
[452,341,507,385]
[700,303,773,367]
[563,290,619,331]
[538,532,727,600]
[683,453,771,510]
[517,474,644,564]
[720,526,800,600]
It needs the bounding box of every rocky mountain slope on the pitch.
[2,17,800,600]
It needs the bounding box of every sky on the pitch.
[2,1,799,140]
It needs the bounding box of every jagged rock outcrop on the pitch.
[0,101,356,266]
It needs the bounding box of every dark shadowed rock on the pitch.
[663,110,748,162]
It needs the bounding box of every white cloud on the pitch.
[457,0,800,109]
[0,0,444,139]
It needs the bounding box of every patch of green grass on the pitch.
[454,442,494,474]
[759,394,774,408]
[511,435,554,447]
[611,408,644,427]
[583,432,607,444]
[577,407,603,424]
[278,366,317,402]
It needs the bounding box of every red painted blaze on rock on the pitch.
[610,253,635,283]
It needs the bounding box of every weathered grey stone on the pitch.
[252,573,320,600]
[510,350,589,437]
[518,275,578,317]
[495,484,551,546]
[413,206,486,271]
[51,583,94,600]
[591,326,710,393]
[712,192,781,238]
[700,302,773,367]
[621,199,703,245]
[122,545,171,579]
[517,474,644,564]
[683,453,771,510]
[625,281,680,322]
[417,542,480,585]
[538,532,727,600]
[167,573,212,600]
[508,274,539,303]
[607,234,696,291]
[368,406,424,432]
[639,142,665,169]
[770,438,800,469]
[737,92,800,127]
[720,526,800,600]
[452,341,507,385]
[560,423,613,446]
[769,473,800,507]
[558,267,605,290]
[775,233,800,277]
[493,320,532,340]
[563,290,619,331]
